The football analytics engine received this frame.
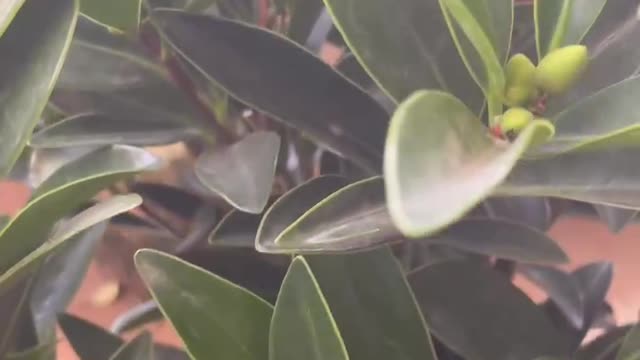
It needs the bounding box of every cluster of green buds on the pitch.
[492,45,589,139]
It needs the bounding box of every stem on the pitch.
[487,93,503,127]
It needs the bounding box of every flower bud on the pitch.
[503,54,537,106]
[500,107,534,133]
[535,45,588,95]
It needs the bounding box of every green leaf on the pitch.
[31,222,108,341]
[483,196,553,231]
[5,343,55,360]
[269,177,396,253]
[546,0,640,114]
[59,313,123,360]
[534,0,607,58]
[0,0,78,177]
[498,149,640,208]
[0,146,157,274]
[111,300,163,334]
[30,113,198,148]
[151,9,388,173]
[439,0,509,99]
[519,265,584,329]
[323,0,482,110]
[0,0,26,38]
[53,16,207,139]
[109,331,153,360]
[0,195,140,295]
[577,325,632,360]
[306,247,437,360]
[574,263,613,333]
[256,175,350,253]
[270,257,349,360]
[409,261,570,359]
[209,209,260,247]
[283,0,324,45]
[537,77,640,155]
[384,90,553,238]
[196,132,280,214]
[594,205,637,233]
[135,249,273,360]
[429,218,568,264]
[616,324,640,360]
[80,0,141,32]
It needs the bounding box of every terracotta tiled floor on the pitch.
[2,182,640,358]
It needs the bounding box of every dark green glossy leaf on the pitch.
[324,0,482,110]
[111,300,163,334]
[209,209,260,247]
[270,257,349,360]
[440,0,510,100]
[283,0,324,45]
[534,0,607,58]
[135,249,273,360]
[499,148,640,208]
[547,0,640,114]
[594,205,637,233]
[617,323,640,360]
[59,313,123,360]
[26,146,98,189]
[0,217,8,232]
[256,175,350,253]
[519,265,583,329]
[5,343,55,360]
[0,195,140,295]
[80,0,141,32]
[385,90,553,238]
[538,77,640,155]
[409,261,570,359]
[574,263,613,335]
[31,222,108,342]
[152,9,388,172]
[196,132,280,213]
[484,197,553,231]
[109,331,153,360]
[0,0,77,176]
[53,16,207,139]
[429,218,568,264]
[306,247,437,360]
[271,177,397,253]
[30,113,198,148]
[0,146,157,274]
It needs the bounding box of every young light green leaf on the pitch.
[270,257,349,360]
[31,222,108,342]
[0,0,78,176]
[109,331,153,360]
[428,218,569,264]
[59,313,124,360]
[323,0,483,110]
[111,300,163,334]
[439,0,509,99]
[271,177,398,253]
[195,132,280,214]
[384,90,553,238]
[534,0,607,58]
[536,77,640,155]
[0,195,141,294]
[151,9,388,172]
[30,113,199,148]
[498,149,640,208]
[409,261,571,359]
[306,247,437,360]
[135,249,273,360]
[0,146,157,274]
[80,0,141,32]
[256,175,350,253]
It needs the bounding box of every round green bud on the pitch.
[535,45,588,95]
[500,107,534,133]
[504,54,537,106]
